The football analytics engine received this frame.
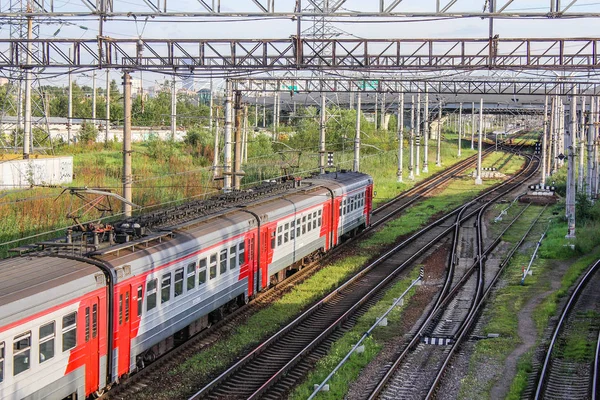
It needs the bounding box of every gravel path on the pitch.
[489,259,571,399]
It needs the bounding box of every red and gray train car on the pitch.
[0,171,373,399]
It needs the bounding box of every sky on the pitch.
[1,0,600,95]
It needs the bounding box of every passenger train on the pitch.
[0,171,373,399]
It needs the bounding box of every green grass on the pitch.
[289,267,421,400]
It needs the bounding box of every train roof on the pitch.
[0,256,100,309]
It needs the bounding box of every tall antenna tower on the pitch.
[0,0,53,157]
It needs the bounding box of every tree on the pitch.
[78,120,98,144]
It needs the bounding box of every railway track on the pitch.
[531,258,600,400]
[366,151,544,400]
[187,149,538,400]
[104,149,494,400]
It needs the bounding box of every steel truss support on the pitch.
[233,76,600,96]
[3,38,600,71]
[4,0,600,17]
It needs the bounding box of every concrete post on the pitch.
[209,79,214,132]
[397,92,404,182]
[243,104,248,163]
[587,96,595,199]
[380,92,386,130]
[550,96,557,175]
[319,94,327,174]
[436,100,442,167]
[566,91,577,238]
[122,71,133,217]
[541,96,549,185]
[559,100,565,168]
[458,103,462,157]
[475,98,483,185]
[416,89,421,176]
[213,106,220,180]
[68,69,73,145]
[233,91,243,190]
[223,81,233,191]
[263,96,266,128]
[354,92,361,172]
[579,96,586,192]
[92,69,97,127]
[105,69,110,144]
[409,96,415,180]
[423,87,429,173]
[374,92,378,130]
[171,77,177,140]
[471,102,475,150]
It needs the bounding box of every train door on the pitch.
[248,235,256,296]
[116,285,132,376]
[366,187,373,225]
[82,296,100,395]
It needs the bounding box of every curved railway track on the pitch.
[187,149,539,400]
[367,152,544,400]
[533,258,600,400]
[104,148,497,400]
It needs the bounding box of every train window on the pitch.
[119,294,123,325]
[198,267,207,285]
[136,286,143,317]
[161,273,171,304]
[187,263,196,291]
[302,216,306,234]
[296,219,301,237]
[230,246,237,269]
[277,233,282,247]
[318,210,322,226]
[62,312,77,352]
[284,229,289,243]
[0,342,4,383]
[284,222,289,232]
[313,212,317,229]
[85,307,90,342]
[270,231,276,249]
[146,279,157,311]
[125,292,130,322]
[278,226,282,233]
[174,268,184,297]
[219,249,227,274]
[290,226,295,239]
[238,242,245,265]
[210,253,217,279]
[39,322,55,363]
[93,304,98,337]
[307,214,312,232]
[13,332,31,375]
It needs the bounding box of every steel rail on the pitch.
[367,151,539,399]
[425,203,548,399]
[534,258,600,399]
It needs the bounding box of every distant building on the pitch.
[131,78,144,98]
[198,89,212,106]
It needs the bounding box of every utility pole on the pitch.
[416,89,421,176]
[254,97,258,129]
[566,91,577,238]
[262,96,266,128]
[23,5,33,158]
[92,69,97,128]
[471,102,475,150]
[223,81,233,191]
[319,94,326,174]
[423,87,429,173]
[233,90,243,190]
[436,100,442,167]
[122,71,133,218]
[354,92,361,172]
[587,96,595,199]
[171,77,177,140]
[559,100,565,168]
[550,96,557,175]
[243,104,249,163]
[209,78,214,132]
[397,92,404,182]
[475,98,483,185]
[458,103,463,157]
[105,69,110,144]
[68,69,73,145]
[579,96,586,192]
[374,92,378,130]
[213,105,220,180]
[380,92,386,130]
[541,95,549,185]
[409,95,415,180]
